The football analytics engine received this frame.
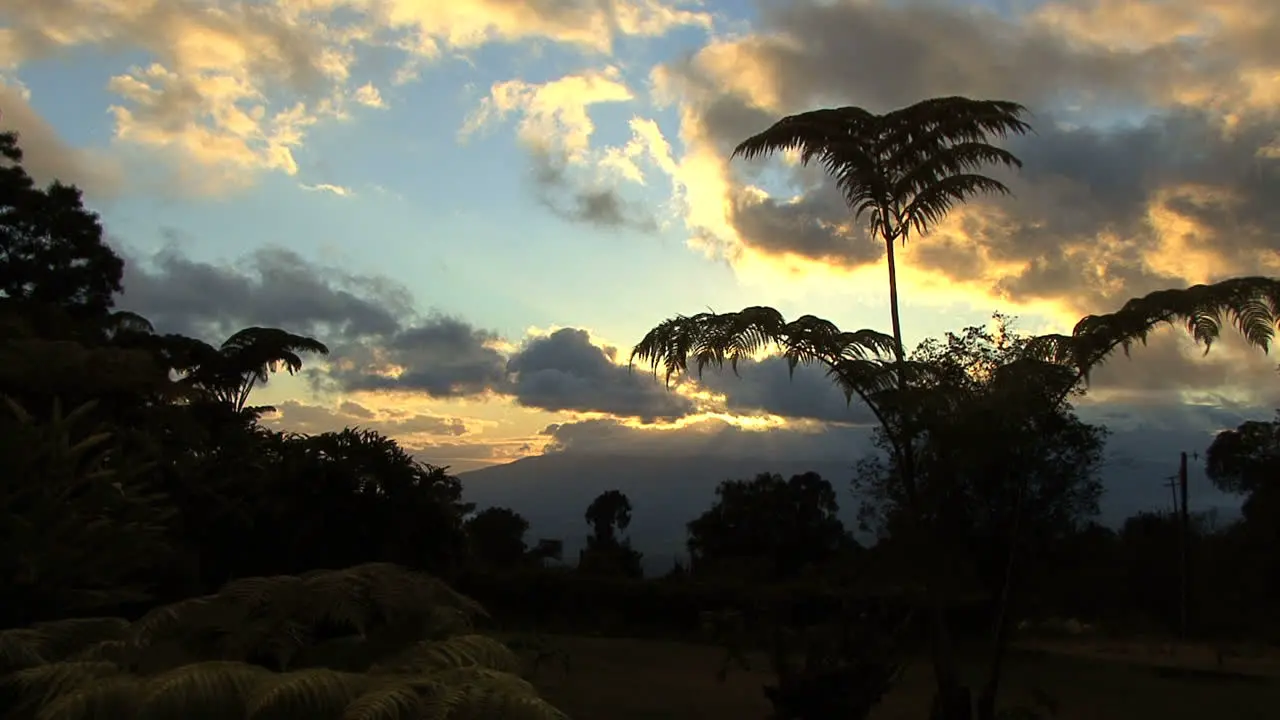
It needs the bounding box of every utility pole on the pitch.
[1177,451,1190,640]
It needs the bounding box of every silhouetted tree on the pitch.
[688,471,854,581]
[1205,412,1280,620]
[0,131,124,319]
[634,277,1280,720]
[579,490,643,578]
[584,489,632,544]
[732,98,1032,367]
[153,327,329,413]
[465,507,531,570]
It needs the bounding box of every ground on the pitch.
[507,633,1280,720]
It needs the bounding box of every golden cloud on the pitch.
[636,0,1280,327]
[1,0,711,193]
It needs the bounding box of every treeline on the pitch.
[2,125,1278,655]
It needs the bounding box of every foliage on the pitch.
[465,508,532,570]
[0,131,125,318]
[578,491,644,578]
[854,316,1107,592]
[731,98,1031,251]
[0,396,175,628]
[1206,411,1280,497]
[0,563,569,720]
[687,471,856,582]
[1024,277,1280,381]
[154,326,330,413]
[584,490,632,544]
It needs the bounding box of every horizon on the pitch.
[4,0,1278,511]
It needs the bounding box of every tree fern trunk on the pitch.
[884,237,905,365]
[884,234,969,719]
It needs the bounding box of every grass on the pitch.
[504,633,1280,720]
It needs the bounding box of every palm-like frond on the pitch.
[417,667,566,720]
[0,564,569,720]
[371,635,523,676]
[1024,276,1280,386]
[242,667,367,718]
[732,97,1031,242]
[219,327,330,378]
[36,674,141,720]
[629,307,958,451]
[340,684,424,720]
[630,306,898,386]
[136,660,271,718]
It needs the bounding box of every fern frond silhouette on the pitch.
[0,563,569,720]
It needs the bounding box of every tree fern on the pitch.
[339,684,424,720]
[242,667,367,720]
[0,564,570,720]
[371,635,523,676]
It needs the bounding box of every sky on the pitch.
[2,0,1279,495]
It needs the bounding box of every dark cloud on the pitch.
[529,150,658,231]
[116,244,697,419]
[118,242,410,342]
[719,0,1224,117]
[659,0,1280,314]
[692,356,879,425]
[329,315,511,398]
[507,328,694,421]
[729,184,882,265]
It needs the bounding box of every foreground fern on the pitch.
[0,563,569,720]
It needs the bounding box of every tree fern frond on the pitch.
[1,662,124,718]
[732,97,1031,243]
[340,684,424,720]
[897,173,1012,239]
[34,675,141,720]
[372,635,523,676]
[630,306,896,386]
[416,667,559,720]
[218,575,307,611]
[1024,276,1280,388]
[427,685,570,720]
[137,661,270,720]
[243,667,368,720]
[69,640,133,665]
[128,596,220,648]
[0,629,49,673]
[421,607,475,640]
[27,618,131,662]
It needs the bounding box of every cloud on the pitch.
[259,399,532,473]
[0,0,712,193]
[352,82,384,108]
[462,67,667,231]
[0,80,124,198]
[268,398,468,436]
[117,241,412,342]
[642,0,1280,319]
[542,415,870,462]
[328,314,512,399]
[300,182,354,196]
[507,328,693,421]
[529,150,658,231]
[117,244,698,420]
[691,356,879,425]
